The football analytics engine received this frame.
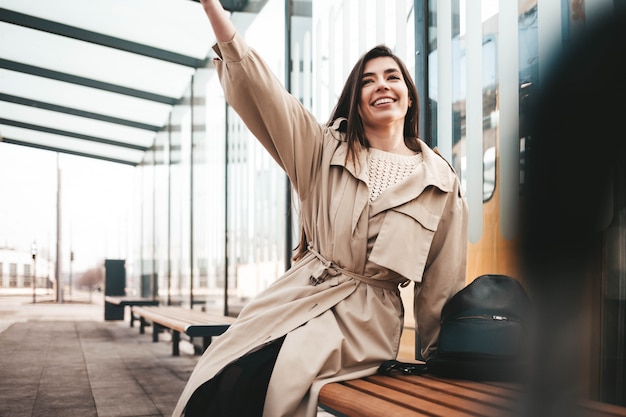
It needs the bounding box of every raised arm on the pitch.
[197,0,326,199]
[199,0,236,42]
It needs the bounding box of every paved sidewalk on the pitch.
[0,293,335,417]
[0,293,198,417]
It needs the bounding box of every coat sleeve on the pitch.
[212,32,324,199]
[414,175,468,360]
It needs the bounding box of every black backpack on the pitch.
[379,274,532,381]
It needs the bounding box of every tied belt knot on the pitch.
[308,244,340,286]
[307,243,406,290]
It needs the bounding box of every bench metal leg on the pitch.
[201,336,213,353]
[139,317,152,334]
[129,307,135,328]
[153,323,160,343]
[172,331,180,356]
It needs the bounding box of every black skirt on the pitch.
[183,336,285,417]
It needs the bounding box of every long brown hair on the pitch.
[328,45,421,164]
[292,45,421,261]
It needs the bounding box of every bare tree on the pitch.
[76,266,104,291]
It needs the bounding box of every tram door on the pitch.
[516,3,626,407]
[599,171,626,405]
[444,0,625,407]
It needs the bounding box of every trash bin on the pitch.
[104,259,126,320]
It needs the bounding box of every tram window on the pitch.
[483,146,495,200]
[457,35,497,203]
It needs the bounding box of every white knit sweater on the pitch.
[367,148,422,202]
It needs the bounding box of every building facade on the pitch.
[0,246,52,291]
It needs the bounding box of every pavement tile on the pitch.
[0,294,335,417]
[0,403,36,417]
[0,295,197,417]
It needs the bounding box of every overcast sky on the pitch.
[0,144,135,273]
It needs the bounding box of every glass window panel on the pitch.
[200,73,227,310]
[498,0,519,241]
[178,105,192,306]
[0,23,194,98]
[57,152,135,277]
[169,129,184,303]
[0,125,145,163]
[0,145,58,255]
[153,137,170,303]
[0,0,214,59]
[463,1,484,244]
[0,69,172,127]
[312,0,416,121]
[0,102,155,147]
[220,0,287,313]
[139,161,155,297]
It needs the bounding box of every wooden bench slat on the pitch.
[319,381,429,417]
[580,400,626,417]
[381,375,516,408]
[140,307,233,324]
[422,375,522,399]
[320,374,626,417]
[105,297,159,327]
[144,314,189,333]
[343,379,478,417]
[132,306,235,356]
[104,296,159,306]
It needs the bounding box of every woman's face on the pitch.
[358,56,410,131]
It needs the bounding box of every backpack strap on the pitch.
[377,360,429,376]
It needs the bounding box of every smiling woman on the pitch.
[322,43,422,178]
[172,1,468,417]
[358,59,412,151]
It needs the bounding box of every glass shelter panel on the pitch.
[311,0,416,122]
[197,71,228,313]
[222,0,288,316]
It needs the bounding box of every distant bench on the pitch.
[318,373,626,417]
[132,306,236,356]
[104,296,159,326]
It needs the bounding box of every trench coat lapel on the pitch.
[329,138,370,236]
[328,139,367,183]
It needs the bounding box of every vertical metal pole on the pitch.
[413,0,429,358]
[31,242,37,304]
[69,250,73,299]
[190,75,196,309]
[139,160,144,297]
[152,146,157,300]
[56,153,63,303]
[284,0,293,271]
[223,101,229,317]
[167,116,173,306]
[414,0,430,146]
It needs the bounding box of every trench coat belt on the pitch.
[306,244,405,291]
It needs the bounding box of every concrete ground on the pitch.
[0,291,198,417]
[0,291,335,417]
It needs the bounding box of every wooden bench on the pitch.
[318,373,626,417]
[104,296,159,327]
[132,306,236,356]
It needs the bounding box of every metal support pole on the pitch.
[31,241,37,304]
[69,250,74,299]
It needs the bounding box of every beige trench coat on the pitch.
[173,33,468,417]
